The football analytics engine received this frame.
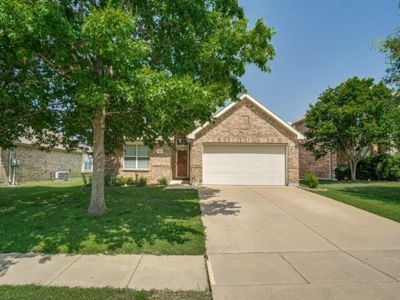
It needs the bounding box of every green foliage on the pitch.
[0,1,275,211]
[304,76,398,180]
[104,173,118,187]
[310,181,400,223]
[110,175,147,187]
[113,175,135,186]
[81,173,92,187]
[0,0,275,151]
[136,176,148,187]
[157,177,168,187]
[0,179,205,255]
[357,153,400,181]
[304,172,319,188]
[335,167,351,181]
[381,28,400,89]
[0,285,212,300]
[379,26,400,149]
[335,153,400,181]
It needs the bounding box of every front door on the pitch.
[177,150,188,178]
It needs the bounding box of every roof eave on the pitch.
[187,93,306,141]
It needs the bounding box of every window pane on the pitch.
[137,145,149,157]
[124,145,136,157]
[124,157,136,169]
[137,157,149,169]
[84,161,92,171]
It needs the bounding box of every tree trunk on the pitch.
[350,160,358,182]
[87,107,106,214]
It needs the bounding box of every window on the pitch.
[124,144,150,170]
[82,154,93,172]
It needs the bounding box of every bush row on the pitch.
[105,173,148,186]
[335,153,400,181]
[83,173,153,187]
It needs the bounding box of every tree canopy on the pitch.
[0,0,275,213]
[380,23,400,148]
[304,77,398,181]
[381,27,400,90]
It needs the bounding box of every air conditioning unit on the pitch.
[54,171,69,181]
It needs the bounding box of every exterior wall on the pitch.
[0,145,82,183]
[292,119,338,179]
[106,143,173,184]
[0,148,8,183]
[190,99,299,185]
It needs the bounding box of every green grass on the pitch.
[0,179,205,255]
[305,181,400,223]
[0,285,212,300]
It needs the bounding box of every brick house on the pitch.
[106,94,305,186]
[291,117,345,179]
[0,137,91,184]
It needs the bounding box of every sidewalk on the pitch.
[0,253,209,291]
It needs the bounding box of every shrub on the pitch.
[137,176,148,187]
[355,153,400,181]
[335,166,351,181]
[125,176,136,185]
[104,173,118,186]
[356,157,375,180]
[82,173,92,187]
[390,153,400,180]
[304,172,319,188]
[157,177,168,186]
[114,176,135,186]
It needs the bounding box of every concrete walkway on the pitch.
[0,253,208,291]
[200,186,400,300]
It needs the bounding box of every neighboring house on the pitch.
[0,137,90,184]
[291,117,345,179]
[106,94,305,186]
[292,116,399,179]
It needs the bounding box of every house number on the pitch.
[156,149,163,154]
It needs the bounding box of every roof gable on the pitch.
[187,94,305,140]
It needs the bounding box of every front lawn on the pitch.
[0,179,205,255]
[306,181,400,223]
[0,285,212,300]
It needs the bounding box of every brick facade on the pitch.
[292,119,341,179]
[190,99,300,185]
[105,143,173,184]
[0,145,83,184]
[109,97,301,186]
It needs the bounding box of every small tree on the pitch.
[0,1,275,214]
[304,77,397,181]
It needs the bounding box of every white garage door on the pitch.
[202,144,286,185]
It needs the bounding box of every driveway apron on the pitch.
[200,186,400,300]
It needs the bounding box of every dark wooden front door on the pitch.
[177,150,188,178]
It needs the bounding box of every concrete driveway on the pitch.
[200,186,400,300]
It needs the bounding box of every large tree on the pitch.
[380,24,400,148]
[304,77,398,181]
[381,27,400,89]
[0,1,275,214]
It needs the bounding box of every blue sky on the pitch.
[239,0,399,122]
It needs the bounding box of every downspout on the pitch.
[8,148,12,185]
[329,151,332,180]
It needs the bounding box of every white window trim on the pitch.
[123,144,150,171]
[81,154,93,173]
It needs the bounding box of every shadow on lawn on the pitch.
[339,185,400,205]
[0,185,204,254]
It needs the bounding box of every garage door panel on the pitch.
[202,144,286,185]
